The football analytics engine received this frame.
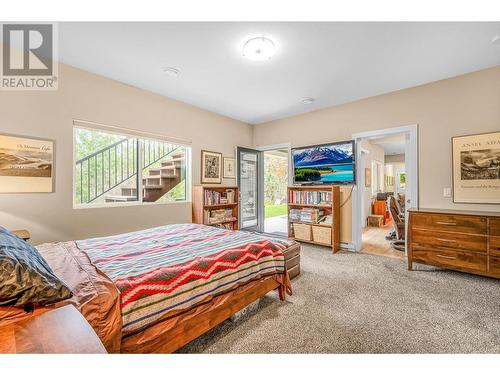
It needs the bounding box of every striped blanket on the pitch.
[77,224,294,335]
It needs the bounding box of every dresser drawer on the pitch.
[411,213,487,235]
[490,236,500,256]
[412,248,487,272]
[489,256,500,277]
[412,229,487,253]
[490,218,500,237]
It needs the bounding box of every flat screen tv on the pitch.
[292,140,355,185]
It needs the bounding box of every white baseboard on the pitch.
[340,242,357,252]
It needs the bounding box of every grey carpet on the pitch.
[178,245,500,353]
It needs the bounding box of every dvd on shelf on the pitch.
[289,190,332,205]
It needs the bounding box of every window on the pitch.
[399,172,406,189]
[74,124,190,208]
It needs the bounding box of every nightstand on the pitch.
[12,229,30,241]
[0,305,107,354]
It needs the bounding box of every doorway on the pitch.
[263,148,289,236]
[237,145,291,236]
[352,125,418,255]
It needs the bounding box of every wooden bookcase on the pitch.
[287,185,341,253]
[192,186,239,230]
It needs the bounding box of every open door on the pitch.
[237,147,263,232]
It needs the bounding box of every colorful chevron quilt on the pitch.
[77,224,293,335]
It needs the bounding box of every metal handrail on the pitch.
[75,138,126,164]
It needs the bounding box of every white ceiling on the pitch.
[370,134,406,155]
[58,22,500,124]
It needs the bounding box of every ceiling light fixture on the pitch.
[492,35,500,45]
[242,36,276,61]
[163,67,180,77]
[301,97,315,105]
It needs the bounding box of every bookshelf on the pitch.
[287,185,340,253]
[192,186,239,230]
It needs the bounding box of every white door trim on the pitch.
[352,124,419,253]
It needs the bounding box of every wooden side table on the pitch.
[367,214,384,227]
[0,305,107,354]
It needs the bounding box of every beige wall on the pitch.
[254,66,500,243]
[385,153,405,164]
[0,64,252,244]
[2,63,499,246]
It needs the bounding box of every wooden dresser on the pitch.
[408,208,500,279]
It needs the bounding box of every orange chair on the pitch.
[373,200,390,225]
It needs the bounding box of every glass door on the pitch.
[237,147,262,232]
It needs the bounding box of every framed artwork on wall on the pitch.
[0,133,55,193]
[452,131,500,204]
[364,168,371,187]
[223,157,236,179]
[201,150,222,184]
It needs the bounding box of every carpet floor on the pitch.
[178,245,500,353]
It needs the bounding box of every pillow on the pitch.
[0,227,72,307]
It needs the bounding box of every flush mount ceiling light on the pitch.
[163,67,180,77]
[301,97,315,105]
[242,36,276,61]
[492,35,500,45]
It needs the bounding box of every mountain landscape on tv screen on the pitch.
[293,145,353,167]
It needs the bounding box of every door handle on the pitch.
[436,254,457,260]
[436,221,457,226]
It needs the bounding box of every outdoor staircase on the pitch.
[75,137,184,205]
[105,154,184,203]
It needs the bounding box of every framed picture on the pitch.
[0,133,54,193]
[201,150,222,184]
[452,131,500,204]
[364,168,371,187]
[223,157,236,179]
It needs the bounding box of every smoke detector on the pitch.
[163,67,180,77]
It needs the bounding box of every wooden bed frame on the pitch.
[121,276,285,353]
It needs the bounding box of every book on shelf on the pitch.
[288,208,325,224]
[204,189,236,205]
[289,190,332,205]
[317,214,332,226]
[212,222,235,230]
[204,208,235,224]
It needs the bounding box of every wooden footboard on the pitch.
[121,276,282,353]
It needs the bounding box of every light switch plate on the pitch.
[443,187,451,198]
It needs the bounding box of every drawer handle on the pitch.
[436,221,457,226]
[436,238,456,243]
[436,254,457,260]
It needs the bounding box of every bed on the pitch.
[0,224,297,353]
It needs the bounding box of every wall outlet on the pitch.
[443,187,451,198]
